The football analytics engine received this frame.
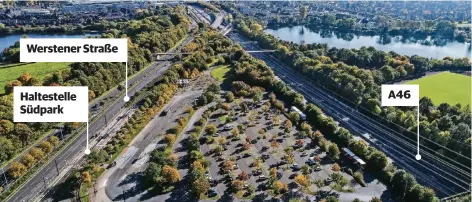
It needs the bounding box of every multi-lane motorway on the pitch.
[228,32,471,198]
[6,34,195,202]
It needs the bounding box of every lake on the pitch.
[0,33,100,51]
[264,25,471,59]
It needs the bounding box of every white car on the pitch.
[224,124,234,130]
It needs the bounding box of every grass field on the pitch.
[210,65,231,82]
[0,62,70,94]
[406,72,471,106]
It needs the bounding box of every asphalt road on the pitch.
[7,35,196,202]
[100,91,201,202]
[228,32,471,198]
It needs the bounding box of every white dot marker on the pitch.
[415,154,421,160]
[123,96,130,102]
[85,149,91,155]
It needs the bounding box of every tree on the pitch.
[289,112,300,123]
[325,196,340,202]
[390,170,416,198]
[14,123,33,147]
[231,127,240,137]
[369,197,382,202]
[221,103,230,111]
[165,134,176,145]
[368,150,388,171]
[0,120,14,136]
[299,6,307,21]
[223,160,234,171]
[88,150,108,164]
[206,83,221,94]
[162,165,180,184]
[272,181,288,194]
[270,140,280,152]
[205,124,217,135]
[49,136,59,147]
[226,92,235,102]
[250,23,263,32]
[39,141,53,153]
[350,140,368,157]
[332,163,341,172]
[81,171,92,184]
[8,162,27,179]
[217,137,226,145]
[328,144,340,160]
[192,178,210,197]
[167,153,179,167]
[295,174,309,188]
[29,147,44,160]
[231,180,245,192]
[272,116,280,125]
[284,119,293,130]
[0,137,15,162]
[238,171,249,181]
[20,153,36,168]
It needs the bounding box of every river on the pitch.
[0,33,100,51]
[264,25,471,59]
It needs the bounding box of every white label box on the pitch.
[20,38,128,62]
[381,84,419,107]
[14,86,89,122]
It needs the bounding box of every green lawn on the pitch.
[0,62,71,94]
[210,65,231,82]
[406,72,471,106]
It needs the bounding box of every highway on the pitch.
[228,32,471,198]
[6,35,195,202]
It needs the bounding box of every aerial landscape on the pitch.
[0,1,470,202]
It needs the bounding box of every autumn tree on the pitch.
[223,160,234,171]
[39,141,53,153]
[48,136,59,147]
[272,181,288,194]
[20,153,36,168]
[238,171,249,181]
[231,127,240,137]
[81,171,92,184]
[332,163,341,172]
[284,119,293,130]
[167,153,179,167]
[231,180,245,192]
[162,165,180,184]
[295,174,309,188]
[165,134,176,146]
[8,162,27,179]
[29,147,44,160]
[270,140,280,152]
[272,116,280,125]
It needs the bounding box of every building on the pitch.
[342,148,366,168]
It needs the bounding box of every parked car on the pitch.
[301,152,308,157]
[224,124,234,130]
[291,163,301,170]
[207,188,217,197]
[259,175,267,180]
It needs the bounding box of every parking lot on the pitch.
[198,94,385,201]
